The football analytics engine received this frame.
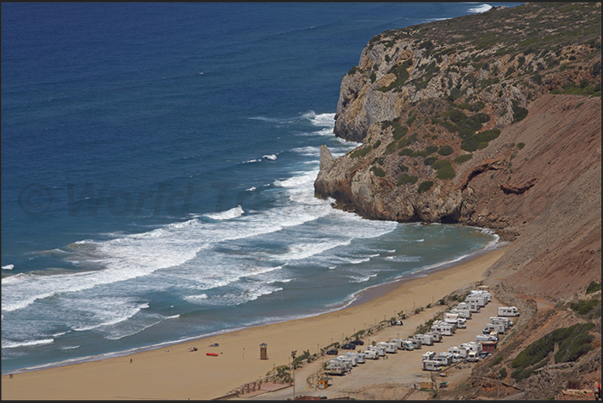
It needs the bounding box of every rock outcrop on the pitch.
[315,2,601,299]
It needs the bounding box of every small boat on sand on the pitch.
[206,352,219,357]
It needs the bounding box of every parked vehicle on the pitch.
[366,345,386,356]
[376,341,397,353]
[425,331,442,343]
[433,353,453,366]
[326,348,338,355]
[391,320,403,326]
[341,343,356,350]
[363,349,379,360]
[422,351,436,361]
[411,336,423,349]
[450,308,472,319]
[498,306,519,317]
[326,360,347,375]
[421,360,442,371]
[344,352,365,364]
[448,346,468,358]
[413,333,434,346]
[351,339,364,346]
[466,351,480,362]
[336,355,357,367]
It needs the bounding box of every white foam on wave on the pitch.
[2,264,14,270]
[349,273,378,283]
[60,345,80,350]
[291,146,321,156]
[278,239,352,262]
[263,154,277,161]
[246,187,256,192]
[205,205,245,221]
[302,111,336,128]
[467,3,492,13]
[243,159,259,164]
[2,338,54,349]
[72,301,149,332]
[385,255,422,262]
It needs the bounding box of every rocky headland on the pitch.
[315,2,601,398]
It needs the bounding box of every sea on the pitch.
[1,2,521,374]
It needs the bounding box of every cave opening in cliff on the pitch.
[440,215,458,224]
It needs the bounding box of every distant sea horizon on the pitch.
[1,2,520,374]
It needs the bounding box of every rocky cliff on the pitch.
[315,2,601,300]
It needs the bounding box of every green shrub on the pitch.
[512,100,529,123]
[371,166,386,177]
[489,355,504,367]
[570,298,599,315]
[373,140,381,149]
[425,145,438,154]
[396,174,418,186]
[398,164,409,172]
[399,148,414,157]
[418,181,434,193]
[350,145,372,158]
[370,72,377,83]
[476,129,501,143]
[424,156,438,166]
[433,160,456,179]
[517,142,525,150]
[392,124,409,140]
[499,367,508,379]
[348,66,364,76]
[438,145,454,156]
[455,154,473,163]
[586,281,601,294]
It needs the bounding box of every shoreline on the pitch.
[1,238,504,377]
[1,244,507,400]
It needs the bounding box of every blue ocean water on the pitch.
[1,2,520,374]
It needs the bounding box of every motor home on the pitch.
[448,346,468,358]
[457,301,480,313]
[421,360,442,371]
[326,360,347,375]
[431,321,456,336]
[450,308,472,319]
[344,352,366,364]
[490,317,513,328]
[476,334,498,342]
[451,353,464,363]
[366,345,386,356]
[433,353,453,366]
[466,351,480,362]
[444,313,459,324]
[422,351,436,361]
[483,323,505,334]
[411,336,423,349]
[470,290,492,302]
[425,331,442,342]
[334,355,356,368]
[340,353,359,366]
[460,342,482,353]
[363,349,379,360]
[414,334,434,346]
[465,295,487,307]
[376,341,397,354]
[392,338,415,351]
[498,306,519,317]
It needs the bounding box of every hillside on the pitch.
[314,2,601,398]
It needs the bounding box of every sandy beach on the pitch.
[1,245,506,400]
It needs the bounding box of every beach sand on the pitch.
[1,246,506,400]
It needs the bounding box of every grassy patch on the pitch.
[432,159,456,179]
[437,145,454,156]
[350,145,372,158]
[455,154,473,163]
[370,166,386,177]
[586,281,601,294]
[396,174,418,186]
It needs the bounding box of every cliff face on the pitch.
[315,2,601,299]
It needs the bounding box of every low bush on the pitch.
[438,145,454,156]
[586,281,601,294]
[350,145,372,158]
[455,154,473,163]
[371,166,386,177]
[417,181,434,193]
[396,174,418,186]
[570,298,599,315]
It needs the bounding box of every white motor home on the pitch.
[425,331,442,342]
[376,341,397,354]
[433,353,453,366]
[466,351,480,362]
[363,349,379,360]
[326,360,347,375]
[421,360,442,371]
[483,323,505,334]
[448,346,468,358]
[414,334,434,346]
[470,290,492,302]
[392,338,415,351]
[498,306,519,317]
[476,334,498,342]
[334,356,356,368]
[366,345,386,356]
[422,351,436,361]
[465,295,487,307]
[460,342,482,353]
[411,336,423,349]
[431,321,456,336]
[450,308,472,319]
[490,317,513,328]
[343,352,365,364]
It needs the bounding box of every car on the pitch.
[326,348,338,355]
[341,343,356,350]
[351,339,364,346]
